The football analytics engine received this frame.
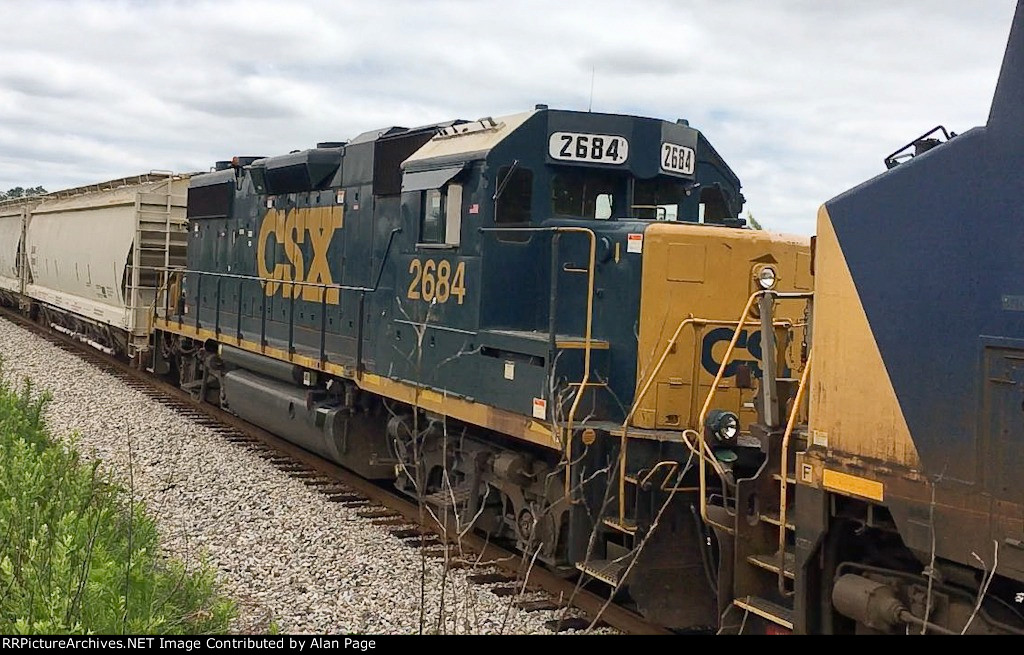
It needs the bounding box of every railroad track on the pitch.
[0,307,672,635]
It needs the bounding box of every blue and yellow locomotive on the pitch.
[153,107,810,629]
[700,4,1024,635]
[780,4,1024,635]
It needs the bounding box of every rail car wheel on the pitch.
[176,345,217,402]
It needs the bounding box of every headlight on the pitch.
[756,266,777,290]
[705,409,739,445]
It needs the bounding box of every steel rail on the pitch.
[0,306,672,636]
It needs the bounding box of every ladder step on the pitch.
[575,558,630,586]
[422,484,474,509]
[602,517,638,535]
[772,473,797,485]
[555,338,610,350]
[624,473,640,485]
[747,549,795,579]
[759,510,795,531]
[733,596,793,630]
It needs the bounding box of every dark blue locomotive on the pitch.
[154,106,811,629]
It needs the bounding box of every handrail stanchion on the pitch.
[320,284,328,364]
[696,291,765,531]
[214,277,222,338]
[288,287,296,357]
[195,273,203,330]
[778,351,812,595]
[260,288,267,352]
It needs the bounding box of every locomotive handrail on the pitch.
[695,290,813,535]
[153,227,403,373]
[697,291,767,532]
[638,458,702,493]
[479,224,598,497]
[624,316,795,427]
[153,264,388,295]
[778,350,812,596]
[616,314,794,527]
[553,227,597,481]
[154,227,402,297]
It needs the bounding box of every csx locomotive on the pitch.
[3,3,1023,634]
[156,107,811,630]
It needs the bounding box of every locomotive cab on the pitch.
[390,108,812,627]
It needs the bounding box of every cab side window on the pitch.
[420,188,446,244]
[551,169,622,219]
[495,166,532,243]
[495,166,532,224]
[419,183,464,247]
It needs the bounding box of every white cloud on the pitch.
[0,0,1015,233]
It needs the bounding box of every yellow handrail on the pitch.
[560,227,598,498]
[696,291,767,532]
[778,350,812,595]
[146,270,177,335]
[639,460,677,490]
[639,460,701,493]
[615,313,791,522]
[617,316,699,520]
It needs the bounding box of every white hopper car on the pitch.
[0,173,189,357]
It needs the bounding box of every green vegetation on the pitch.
[0,186,47,201]
[0,370,235,634]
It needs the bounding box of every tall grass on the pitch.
[0,369,235,634]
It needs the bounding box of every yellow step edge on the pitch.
[555,339,610,350]
[575,559,627,586]
[733,597,794,630]
[772,473,797,485]
[758,510,795,531]
[747,550,795,579]
[602,517,638,535]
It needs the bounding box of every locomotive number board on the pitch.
[548,132,629,164]
[661,142,695,175]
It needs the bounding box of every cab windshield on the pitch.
[550,169,696,222]
[632,177,688,221]
[551,169,627,219]
[544,169,733,223]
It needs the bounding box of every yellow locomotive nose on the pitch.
[631,222,811,433]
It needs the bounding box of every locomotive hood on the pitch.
[401,110,535,175]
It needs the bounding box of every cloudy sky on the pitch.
[0,0,1016,234]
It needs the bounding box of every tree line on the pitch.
[0,186,47,201]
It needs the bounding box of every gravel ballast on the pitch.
[0,316,609,634]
